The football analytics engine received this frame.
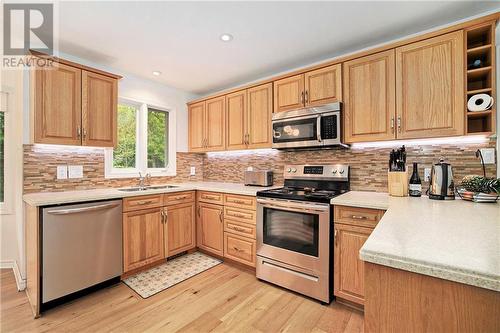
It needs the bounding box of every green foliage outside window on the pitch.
[113,104,137,168]
[147,109,168,168]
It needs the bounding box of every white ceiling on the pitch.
[57,1,500,96]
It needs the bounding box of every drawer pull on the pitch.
[203,195,220,200]
[232,246,244,253]
[351,215,368,220]
[232,213,248,218]
[174,195,188,200]
[232,199,246,204]
[232,226,246,232]
[136,200,154,205]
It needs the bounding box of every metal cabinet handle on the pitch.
[164,210,168,223]
[197,206,201,217]
[219,210,223,223]
[351,215,368,220]
[136,200,153,205]
[232,199,246,204]
[305,90,308,104]
[397,116,401,133]
[83,128,87,139]
[390,116,395,133]
[334,229,338,246]
[160,210,165,224]
[232,226,246,232]
[300,91,304,104]
[77,126,82,139]
[174,195,188,200]
[232,246,244,252]
[204,195,219,200]
[232,213,247,219]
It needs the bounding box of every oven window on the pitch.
[263,207,319,257]
[273,118,317,143]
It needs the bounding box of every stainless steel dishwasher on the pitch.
[42,200,123,305]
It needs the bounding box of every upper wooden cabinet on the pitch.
[34,62,82,146]
[82,71,117,147]
[304,64,342,107]
[274,64,342,112]
[395,31,464,139]
[188,97,226,152]
[225,83,273,151]
[344,50,396,143]
[32,56,120,147]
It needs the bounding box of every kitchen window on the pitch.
[105,98,176,178]
[0,105,4,204]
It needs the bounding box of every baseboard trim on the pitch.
[0,260,26,291]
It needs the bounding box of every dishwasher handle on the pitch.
[46,202,121,215]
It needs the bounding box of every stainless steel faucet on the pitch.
[138,172,151,188]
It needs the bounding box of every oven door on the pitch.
[256,197,330,273]
[272,115,321,149]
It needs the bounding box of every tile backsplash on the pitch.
[24,140,497,194]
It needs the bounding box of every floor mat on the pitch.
[123,252,222,298]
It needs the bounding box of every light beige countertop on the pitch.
[331,191,500,291]
[23,182,274,206]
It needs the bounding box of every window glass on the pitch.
[113,104,137,169]
[147,108,168,169]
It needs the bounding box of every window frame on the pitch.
[0,90,12,215]
[104,97,176,179]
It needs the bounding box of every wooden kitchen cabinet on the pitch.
[274,65,342,113]
[395,30,464,139]
[188,97,226,152]
[164,202,196,257]
[197,202,224,256]
[33,62,82,145]
[224,232,256,267]
[226,83,273,150]
[304,64,342,107]
[32,55,120,147]
[344,50,396,143]
[123,207,165,272]
[82,71,117,147]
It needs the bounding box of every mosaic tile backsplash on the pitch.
[24,140,496,193]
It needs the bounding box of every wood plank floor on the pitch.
[0,265,363,332]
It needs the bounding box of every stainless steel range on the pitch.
[256,164,350,303]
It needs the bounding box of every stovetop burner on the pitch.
[258,186,348,203]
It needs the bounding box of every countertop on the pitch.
[23,182,274,206]
[331,191,500,292]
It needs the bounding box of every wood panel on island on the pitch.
[31,52,120,147]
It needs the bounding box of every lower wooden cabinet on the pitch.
[197,202,224,256]
[123,207,165,272]
[224,232,256,267]
[164,202,196,258]
[333,205,385,306]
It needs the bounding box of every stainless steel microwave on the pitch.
[271,102,342,149]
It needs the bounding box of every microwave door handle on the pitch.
[317,115,322,142]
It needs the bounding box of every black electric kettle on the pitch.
[428,158,455,200]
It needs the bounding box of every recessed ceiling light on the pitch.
[220,33,233,42]
[152,71,161,76]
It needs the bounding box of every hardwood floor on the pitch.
[0,265,363,332]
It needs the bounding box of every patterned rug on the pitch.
[123,252,222,298]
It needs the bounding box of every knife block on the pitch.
[388,170,408,197]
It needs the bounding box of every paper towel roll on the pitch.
[467,94,494,112]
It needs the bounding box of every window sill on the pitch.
[105,170,176,179]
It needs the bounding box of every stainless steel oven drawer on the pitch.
[256,255,330,303]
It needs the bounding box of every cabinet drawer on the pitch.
[224,194,256,210]
[163,191,195,206]
[197,191,224,205]
[224,232,256,267]
[224,206,255,225]
[224,220,256,239]
[123,194,163,212]
[334,205,385,228]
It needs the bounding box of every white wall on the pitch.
[1,68,26,289]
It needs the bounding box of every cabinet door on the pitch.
[344,50,396,143]
[226,90,247,150]
[273,74,304,112]
[34,62,82,145]
[396,31,464,139]
[334,223,372,305]
[123,208,164,272]
[247,83,273,149]
[188,101,206,152]
[165,202,196,257]
[197,203,223,256]
[205,96,226,151]
[304,64,342,106]
[82,71,117,147]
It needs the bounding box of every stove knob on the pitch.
[332,169,337,174]
[339,169,345,174]
[287,168,292,173]
[291,168,297,173]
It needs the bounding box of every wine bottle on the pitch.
[409,162,422,197]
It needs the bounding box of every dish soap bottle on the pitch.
[409,162,422,197]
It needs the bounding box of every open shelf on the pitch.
[465,22,496,135]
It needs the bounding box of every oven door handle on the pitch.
[257,198,329,212]
[317,115,322,142]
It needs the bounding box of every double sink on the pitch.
[118,185,179,192]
